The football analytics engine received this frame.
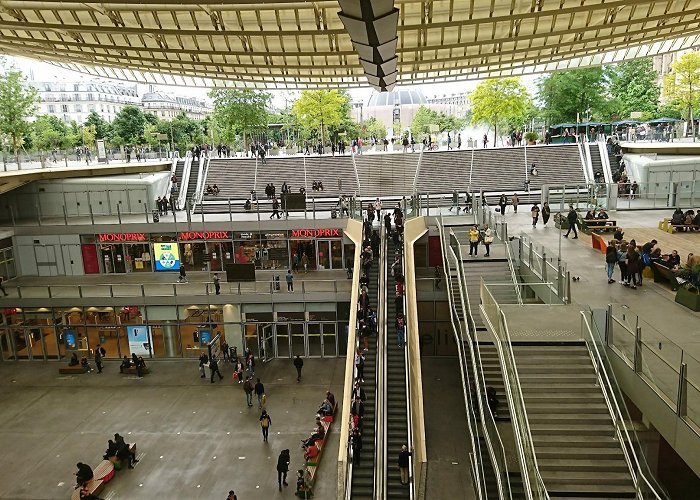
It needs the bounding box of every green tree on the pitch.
[537,68,608,124]
[361,117,387,140]
[470,77,530,145]
[111,105,146,145]
[209,89,270,151]
[607,58,660,118]
[84,111,111,139]
[410,105,440,140]
[292,89,348,143]
[31,115,68,151]
[0,68,39,164]
[664,51,700,138]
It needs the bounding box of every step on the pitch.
[541,471,634,486]
[533,435,620,448]
[536,447,625,460]
[528,413,613,424]
[520,383,601,393]
[538,458,630,472]
[522,393,606,404]
[526,402,610,414]
[531,423,614,435]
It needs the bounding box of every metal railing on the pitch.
[581,309,668,499]
[480,281,549,500]
[517,234,570,304]
[450,229,511,499]
[608,304,700,437]
[8,279,351,301]
[376,222,387,498]
[503,236,523,305]
[177,155,193,211]
[436,218,488,499]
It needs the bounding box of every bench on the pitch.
[120,365,150,376]
[652,262,683,291]
[659,217,700,233]
[70,460,115,500]
[296,402,337,498]
[580,218,618,235]
[591,233,608,254]
[59,365,87,375]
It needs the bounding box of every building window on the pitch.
[87,93,94,101]
[74,104,82,112]
[88,104,95,112]
[74,84,80,91]
[47,104,55,113]
[60,93,68,101]
[61,104,69,113]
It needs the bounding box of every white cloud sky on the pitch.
[8,55,540,109]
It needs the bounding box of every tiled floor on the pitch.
[0,358,344,500]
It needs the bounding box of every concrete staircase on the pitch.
[355,153,419,197]
[463,259,520,329]
[512,344,636,499]
[470,343,511,421]
[588,145,604,181]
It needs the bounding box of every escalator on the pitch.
[350,227,380,499]
[185,157,200,207]
[385,233,410,499]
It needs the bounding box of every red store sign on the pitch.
[291,228,341,238]
[98,233,147,242]
[179,231,230,241]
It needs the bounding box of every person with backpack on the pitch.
[605,242,618,284]
[259,410,272,442]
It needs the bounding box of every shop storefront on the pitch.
[76,227,351,275]
[0,237,17,280]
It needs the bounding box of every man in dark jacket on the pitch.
[255,378,265,408]
[75,462,93,486]
[398,445,414,485]
[564,206,578,239]
[277,449,290,490]
[293,355,304,382]
[209,355,223,383]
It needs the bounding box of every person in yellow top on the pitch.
[469,225,480,256]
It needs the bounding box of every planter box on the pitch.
[675,287,700,311]
[554,217,569,229]
[286,148,296,156]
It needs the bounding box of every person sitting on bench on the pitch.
[244,199,252,212]
[212,184,220,196]
[103,439,118,460]
[205,184,214,195]
[325,391,336,408]
[597,209,609,220]
[78,483,103,500]
[119,356,132,373]
[317,399,333,417]
[68,352,80,366]
[671,208,684,226]
[80,357,91,372]
[74,462,93,487]
[115,433,138,468]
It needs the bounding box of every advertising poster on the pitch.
[96,139,107,162]
[153,243,180,271]
[199,329,212,346]
[64,330,77,350]
[127,325,152,356]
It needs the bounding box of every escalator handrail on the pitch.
[399,226,415,500]
[376,222,387,498]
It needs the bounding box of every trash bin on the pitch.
[152,210,160,223]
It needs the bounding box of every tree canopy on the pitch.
[0,67,39,161]
[85,111,111,139]
[111,105,146,145]
[607,58,660,119]
[537,68,608,124]
[209,89,270,148]
[361,116,387,140]
[292,89,350,143]
[470,77,530,145]
[663,51,700,136]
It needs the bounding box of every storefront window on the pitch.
[290,240,316,270]
[125,244,152,272]
[21,309,55,360]
[180,305,215,358]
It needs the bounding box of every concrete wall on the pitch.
[15,234,83,277]
[623,154,700,202]
[0,172,170,221]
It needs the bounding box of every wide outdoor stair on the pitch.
[463,259,519,328]
[467,343,511,421]
[355,152,419,197]
[350,233,379,499]
[512,343,636,498]
[385,236,410,499]
[589,145,604,180]
[415,144,584,195]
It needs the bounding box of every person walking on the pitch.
[483,224,494,257]
[94,346,103,374]
[0,275,8,296]
[199,352,207,378]
[243,376,254,407]
[448,190,459,211]
[254,378,265,408]
[293,355,304,382]
[468,225,480,256]
[605,242,618,284]
[286,270,294,292]
[433,266,442,289]
[226,491,238,500]
[213,273,221,295]
[259,410,271,442]
[531,203,540,227]
[542,202,551,226]
[498,194,507,215]
[276,449,290,490]
[301,253,309,273]
[511,193,519,213]
[209,355,223,383]
[396,314,406,348]
[177,264,187,283]
[564,206,578,239]
[351,427,363,465]
[270,198,281,219]
[398,445,414,485]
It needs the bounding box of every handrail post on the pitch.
[633,326,643,374]
[677,361,688,417]
[606,304,613,345]
[541,251,547,282]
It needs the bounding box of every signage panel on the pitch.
[127,325,152,356]
[153,243,180,271]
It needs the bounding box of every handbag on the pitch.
[232,371,239,382]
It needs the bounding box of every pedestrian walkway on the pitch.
[0,358,343,500]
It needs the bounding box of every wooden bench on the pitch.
[59,365,86,375]
[296,402,337,498]
[70,460,115,500]
[660,217,700,233]
[652,262,683,291]
[120,365,150,376]
[581,218,618,235]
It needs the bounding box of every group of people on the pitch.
[204,184,220,196]
[155,196,174,216]
[311,180,325,191]
[671,208,700,229]
[74,434,137,499]
[467,224,495,257]
[119,353,147,377]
